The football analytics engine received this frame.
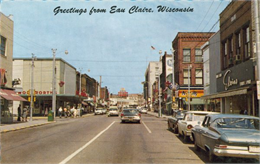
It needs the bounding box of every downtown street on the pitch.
[1,113,257,164]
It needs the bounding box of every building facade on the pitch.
[172,32,214,110]
[216,0,258,116]
[144,61,162,111]
[0,13,27,123]
[13,58,78,115]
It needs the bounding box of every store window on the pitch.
[183,49,191,62]
[0,35,7,56]
[195,48,202,62]
[195,69,203,85]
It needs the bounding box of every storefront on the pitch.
[177,89,204,111]
[18,90,81,116]
[0,88,27,123]
[203,60,257,116]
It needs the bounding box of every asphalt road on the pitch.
[1,114,257,164]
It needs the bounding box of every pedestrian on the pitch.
[64,107,67,118]
[58,107,63,118]
[22,107,28,122]
[44,107,48,116]
[244,109,248,115]
[73,106,77,118]
[17,104,21,121]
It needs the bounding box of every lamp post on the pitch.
[171,49,175,112]
[30,53,36,121]
[52,49,68,119]
[188,64,192,111]
[52,49,57,118]
[79,68,82,109]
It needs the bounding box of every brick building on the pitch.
[172,32,214,110]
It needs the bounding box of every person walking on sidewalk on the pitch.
[58,107,63,118]
[17,104,21,121]
[64,107,67,118]
[73,106,77,118]
[22,107,28,122]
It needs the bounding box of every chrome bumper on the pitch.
[214,148,260,159]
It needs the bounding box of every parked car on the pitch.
[140,108,148,114]
[191,114,260,162]
[178,111,218,141]
[101,108,107,114]
[94,108,103,115]
[120,108,141,123]
[108,106,119,116]
[168,110,187,133]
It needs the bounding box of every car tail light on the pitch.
[138,113,141,117]
[120,113,124,117]
[187,125,193,129]
[215,145,227,149]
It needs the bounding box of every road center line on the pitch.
[59,121,115,164]
[142,121,152,133]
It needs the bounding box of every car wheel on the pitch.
[208,151,216,162]
[174,126,178,134]
[138,120,141,124]
[183,132,188,141]
[168,122,172,131]
[121,120,125,123]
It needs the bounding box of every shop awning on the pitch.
[201,87,249,100]
[0,89,27,101]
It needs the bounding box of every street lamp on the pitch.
[52,49,68,119]
[188,64,192,111]
[171,49,175,112]
[30,53,36,121]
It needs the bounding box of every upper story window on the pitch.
[183,69,190,85]
[195,48,202,62]
[0,35,7,56]
[236,32,241,55]
[183,49,191,62]
[244,26,250,59]
[195,69,203,85]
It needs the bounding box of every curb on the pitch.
[0,121,55,133]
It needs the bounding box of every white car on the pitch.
[177,111,218,141]
[140,108,148,114]
[108,106,119,116]
[95,108,103,115]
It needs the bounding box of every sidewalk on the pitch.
[0,113,94,133]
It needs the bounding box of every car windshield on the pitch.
[212,118,260,130]
[123,109,138,114]
[110,109,117,111]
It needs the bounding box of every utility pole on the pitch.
[79,68,82,109]
[100,76,102,100]
[171,49,175,113]
[254,0,260,117]
[30,53,36,121]
[188,65,192,111]
[52,48,57,118]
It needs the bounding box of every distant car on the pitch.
[94,108,103,115]
[101,108,107,114]
[168,110,187,133]
[191,114,260,162]
[177,111,218,141]
[140,108,148,114]
[120,108,141,123]
[108,106,119,116]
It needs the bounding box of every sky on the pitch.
[1,0,231,94]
